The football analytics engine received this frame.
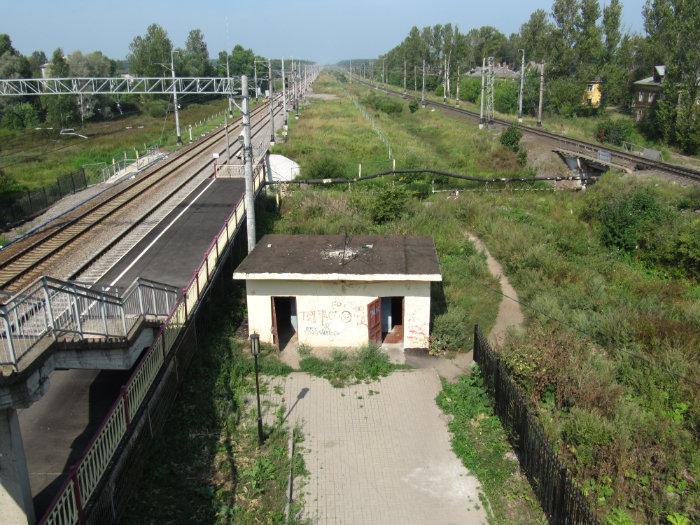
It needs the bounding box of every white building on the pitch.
[233,235,442,350]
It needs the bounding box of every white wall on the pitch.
[245,279,432,349]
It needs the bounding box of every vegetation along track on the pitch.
[0,97,281,293]
[359,78,700,183]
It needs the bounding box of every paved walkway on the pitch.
[281,370,488,525]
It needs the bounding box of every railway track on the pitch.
[0,97,281,293]
[359,78,700,183]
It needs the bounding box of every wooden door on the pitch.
[367,298,382,343]
[271,298,279,348]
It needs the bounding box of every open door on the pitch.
[271,298,279,348]
[367,298,382,343]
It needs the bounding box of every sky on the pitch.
[3,0,648,64]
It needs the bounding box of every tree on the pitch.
[178,29,211,76]
[128,24,172,76]
[42,49,77,127]
[66,51,114,119]
[520,9,554,63]
[602,0,623,61]
[229,44,255,76]
[0,34,30,79]
[27,50,47,78]
[576,0,604,68]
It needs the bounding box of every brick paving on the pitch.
[281,369,488,525]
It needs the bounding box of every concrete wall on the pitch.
[245,279,431,349]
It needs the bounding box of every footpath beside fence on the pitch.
[473,325,599,525]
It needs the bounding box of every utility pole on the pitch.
[281,57,288,128]
[403,59,407,93]
[421,59,426,106]
[414,65,417,92]
[241,75,256,252]
[479,57,485,129]
[224,113,231,163]
[485,57,495,125]
[382,58,385,84]
[226,56,233,117]
[518,49,525,123]
[537,62,545,127]
[268,59,275,144]
[253,60,259,99]
[443,56,448,103]
[171,50,181,144]
[456,65,460,106]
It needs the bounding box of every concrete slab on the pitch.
[283,370,487,525]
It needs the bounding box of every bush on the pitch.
[597,187,666,252]
[459,77,481,103]
[303,155,345,180]
[369,183,410,224]
[141,98,170,118]
[517,149,528,167]
[500,124,522,152]
[363,92,403,115]
[1,103,39,129]
[494,79,519,114]
[596,119,634,146]
[546,77,583,117]
[408,99,419,113]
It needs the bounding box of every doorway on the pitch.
[272,297,297,350]
[381,297,403,344]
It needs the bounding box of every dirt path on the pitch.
[465,233,524,347]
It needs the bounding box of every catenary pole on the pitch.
[538,62,545,127]
[254,59,259,99]
[171,50,181,144]
[421,59,426,106]
[268,59,275,143]
[456,65,460,106]
[479,57,485,129]
[241,75,256,252]
[226,56,233,117]
[518,49,525,123]
[281,57,288,128]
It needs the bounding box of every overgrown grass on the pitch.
[298,344,407,387]
[0,98,230,191]
[122,281,305,524]
[437,369,545,524]
[273,72,700,523]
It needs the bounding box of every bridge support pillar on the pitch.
[0,408,34,525]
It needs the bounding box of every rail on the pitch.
[357,76,700,183]
[0,276,179,369]
[36,155,266,525]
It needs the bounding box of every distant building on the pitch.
[583,79,603,108]
[233,235,443,351]
[632,66,666,122]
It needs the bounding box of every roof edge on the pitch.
[233,272,443,282]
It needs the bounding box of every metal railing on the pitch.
[473,325,599,524]
[0,276,179,369]
[37,156,266,525]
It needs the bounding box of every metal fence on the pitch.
[0,169,87,227]
[36,155,266,525]
[473,325,599,525]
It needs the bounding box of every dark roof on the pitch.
[233,235,441,281]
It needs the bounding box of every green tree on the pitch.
[519,9,555,63]
[27,50,47,78]
[42,49,77,127]
[0,34,30,79]
[229,44,255,76]
[178,29,211,76]
[602,0,622,61]
[128,24,172,76]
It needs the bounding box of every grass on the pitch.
[437,369,546,524]
[373,76,700,167]
[297,343,407,387]
[122,280,306,524]
[271,72,700,524]
[0,97,231,191]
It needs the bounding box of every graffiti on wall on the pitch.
[300,300,368,338]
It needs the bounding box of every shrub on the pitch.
[517,149,528,167]
[459,77,481,103]
[1,102,39,129]
[546,77,583,117]
[500,124,522,152]
[596,118,634,146]
[141,98,170,118]
[369,183,410,224]
[408,99,419,113]
[303,155,345,180]
[597,187,666,252]
[494,79,519,114]
[363,92,403,115]
[434,84,444,97]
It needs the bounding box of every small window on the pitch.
[648,92,654,102]
[639,91,644,102]
[587,84,593,92]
